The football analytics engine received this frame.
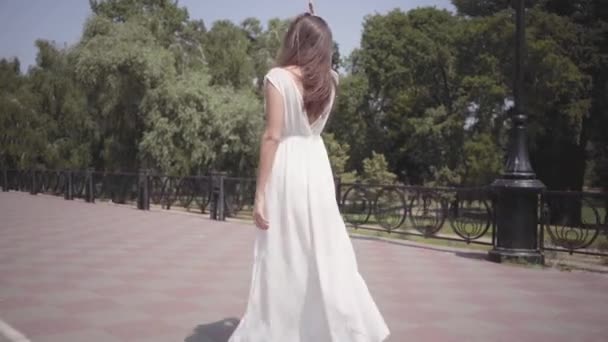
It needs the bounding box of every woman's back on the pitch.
[264,67,336,138]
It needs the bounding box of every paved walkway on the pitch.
[0,192,607,342]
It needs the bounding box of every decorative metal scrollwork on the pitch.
[149,175,167,205]
[193,177,212,213]
[160,177,180,209]
[543,194,602,253]
[409,190,447,236]
[175,178,195,208]
[93,173,137,203]
[72,172,86,198]
[93,172,107,199]
[374,187,406,231]
[223,178,255,218]
[448,190,492,242]
[34,171,45,193]
[341,185,372,227]
[6,170,17,190]
[17,170,30,192]
[37,171,49,193]
[148,175,211,212]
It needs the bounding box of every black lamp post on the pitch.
[488,0,545,264]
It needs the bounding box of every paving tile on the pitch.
[12,316,91,338]
[73,307,152,327]
[102,318,183,341]
[1,191,608,342]
[40,329,123,342]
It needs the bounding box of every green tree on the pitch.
[361,152,397,185]
[451,0,608,191]
[244,18,290,91]
[28,40,95,169]
[326,73,371,173]
[76,14,176,171]
[332,42,342,70]
[139,70,263,176]
[452,0,510,17]
[461,133,502,185]
[358,8,467,184]
[204,20,254,89]
[89,0,189,45]
[323,133,358,183]
[170,19,207,73]
[0,58,49,169]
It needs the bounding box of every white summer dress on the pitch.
[228,67,390,342]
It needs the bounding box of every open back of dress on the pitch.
[228,67,390,342]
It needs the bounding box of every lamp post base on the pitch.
[489,178,545,266]
[488,247,544,265]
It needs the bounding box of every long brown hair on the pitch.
[276,13,336,120]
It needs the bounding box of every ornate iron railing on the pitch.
[339,183,494,246]
[36,170,66,196]
[541,191,608,256]
[92,171,138,203]
[1,168,606,257]
[223,177,256,219]
[148,174,212,212]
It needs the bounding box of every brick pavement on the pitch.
[0,192,607,342]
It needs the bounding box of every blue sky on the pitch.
[0,0,454,72]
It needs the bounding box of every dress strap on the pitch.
[264,68,286,98]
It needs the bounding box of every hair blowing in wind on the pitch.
[276,13,336,120]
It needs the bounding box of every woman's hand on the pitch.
[253,194,269,230]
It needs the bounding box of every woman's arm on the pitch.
[253,78,284,230]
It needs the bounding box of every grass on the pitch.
[348,227,492,252]
[221,205,495,251]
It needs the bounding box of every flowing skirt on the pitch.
[228,136,390,342]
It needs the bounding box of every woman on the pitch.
[228,6,390,342]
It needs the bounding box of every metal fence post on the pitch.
[64,170,73,200]
[18,170,25,191]
[210,173,216,220]
[539,191,546,252]
[334,175,342,207]
[85,168,95,203]
[137,169,150,210]
[210,171,226,221]
[2,169,8,192]
[209,173,217,220]
[30,169,37,195]
[218,173,226,221]
[145,169,150,210]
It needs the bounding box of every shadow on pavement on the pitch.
[185,318,239,342]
